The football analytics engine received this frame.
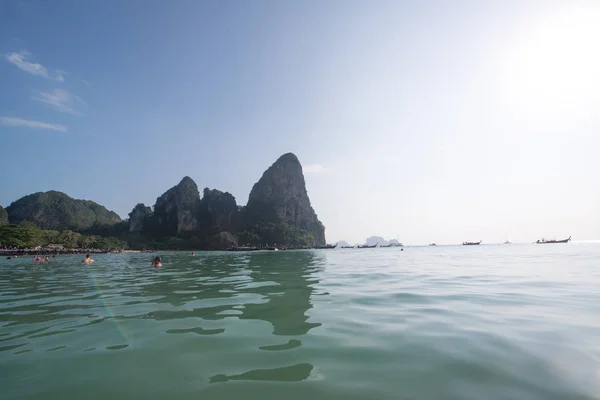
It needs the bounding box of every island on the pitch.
[0,153,326,252]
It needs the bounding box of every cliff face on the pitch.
[1,153,328,250]
[153,176,200,235]
[198,188,239,234]
[128,203,152,233]
[0,205,8,225]
[365,236,387,246]
[5,191,121,230]
[245,153,325,246]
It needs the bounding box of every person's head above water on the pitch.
[86,254,91,259]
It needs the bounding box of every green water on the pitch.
[1,246,599,399]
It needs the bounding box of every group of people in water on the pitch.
[5,252,201,268]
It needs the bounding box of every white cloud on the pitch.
[0,117,68,132]
[5,51,66,81]
[32,88,86,115]
[55,70,67,82]
[6,51,48,78]
[303,164,327,173]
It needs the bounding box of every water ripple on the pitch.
[1,246,599,399]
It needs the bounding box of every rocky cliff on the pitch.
[245,153,325,246]
[128,203,152,233]
[1,153,328,250]
[5,191,121,230]
[198,188,239,234]
[365,236,387,246]
[152,176,200,235]
[0,205,8,225]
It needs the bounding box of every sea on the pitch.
[1,244,599,400]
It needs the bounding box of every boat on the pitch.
[226,246,261,252]
[390,243,404,247]
[429,243,437,246]
[341,245,355,249]
[504,241,511,244]
[313,244,337,249]
[379,244,393,248]
[462,241,482,246]
[536,236,571,244]
[357,243,377,248]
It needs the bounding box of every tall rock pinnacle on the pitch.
[246,153,325,246]
[153,176,200,234]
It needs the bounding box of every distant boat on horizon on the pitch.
[429,243,437,246]
[357,243,377,248]
[341,245,355,249]
[536,236,571,244]
[314,244,337,249]
[463,240,482,246]
[504,240,511,244]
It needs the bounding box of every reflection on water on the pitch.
[0,250,324,390]
[2,246,600,400]
[238,251,323,336]
[210,363,314,383]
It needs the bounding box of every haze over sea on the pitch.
[1,244,599,400]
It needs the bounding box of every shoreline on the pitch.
[0,249,156,256]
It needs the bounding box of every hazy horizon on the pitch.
[1,1,599,245]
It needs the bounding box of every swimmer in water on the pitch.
[152,256,162,267]
[191,252,195,256]
[82,254,94,264]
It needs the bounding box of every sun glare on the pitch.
[506,6,600,118]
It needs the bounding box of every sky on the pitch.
[1,0,599,245]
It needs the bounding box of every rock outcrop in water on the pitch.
[365,236,387,246]
[0,206,8,226]
[152,176,200,235]
[128,203,152,233]
[5,191,121,230]
[243,153,325,246]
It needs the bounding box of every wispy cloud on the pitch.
[303,164,327,173]
[6,51,48,78]
[32,89,86,115]
[55,70,67,82]
[5,51,65,81]
[0,117,68,132]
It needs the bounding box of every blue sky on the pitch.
[1,0,599,244]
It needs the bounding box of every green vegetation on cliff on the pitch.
[0,206,8,226]
[6,191,121,231]
[0,224,126,249]
[3,153,326,250]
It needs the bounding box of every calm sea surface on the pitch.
[1,244,599,400]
